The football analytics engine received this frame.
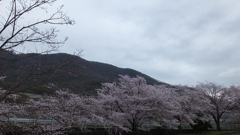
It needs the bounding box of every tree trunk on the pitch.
[213,117,221,131]
[131,124,137,135]
[211,113,221,131]
[216,120,221,131]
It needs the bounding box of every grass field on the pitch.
[178,130,240,135]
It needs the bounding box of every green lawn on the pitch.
[178,131,239,135]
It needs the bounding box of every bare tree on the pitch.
[0,0,74,52]
[0,0,76,101]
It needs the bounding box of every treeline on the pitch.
[0,75,240,134]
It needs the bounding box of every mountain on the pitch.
[0,50,167,95]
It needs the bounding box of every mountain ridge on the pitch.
[0,51,168,95]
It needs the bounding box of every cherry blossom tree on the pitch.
[26,89,92,135]
[0,89,25,134]
[195,82,240,130]
[219,85,240,124]
[174,85,212,128]
[91,75,180,133]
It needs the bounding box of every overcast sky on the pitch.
[3,0,240,86]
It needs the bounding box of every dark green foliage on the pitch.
[190,119,212,131]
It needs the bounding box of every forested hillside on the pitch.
[0,50,166,95]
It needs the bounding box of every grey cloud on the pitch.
[13,0,240,86]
